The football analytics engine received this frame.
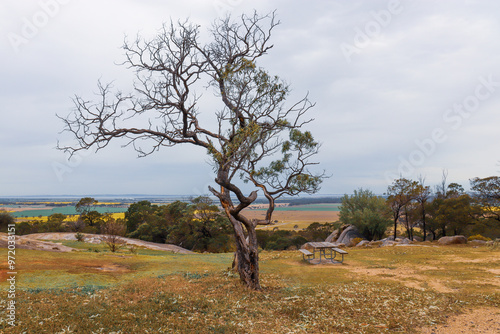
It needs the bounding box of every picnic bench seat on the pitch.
[299,248,315,262]
[299,242,348,264]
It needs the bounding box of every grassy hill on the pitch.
[0,242,499,333]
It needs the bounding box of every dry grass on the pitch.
[0,245,498,333]
[248,210,339,231]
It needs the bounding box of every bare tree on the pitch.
[101,217,126,253]
[58,12,324,290]
[386,177,419,240]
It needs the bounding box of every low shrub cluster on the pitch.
[125,197,235,253]
[468,234,492,241]
[257,222,337,250]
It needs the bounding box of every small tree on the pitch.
[101,217,126,252]
[75,197,98,215]
[427,182,478,237]
[471,176,500,224]
[339,188,391,240]
[0,210,15,232]
[386,178,419,239]
[58,12,324,290]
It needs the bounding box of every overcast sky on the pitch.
[1,0,500,197]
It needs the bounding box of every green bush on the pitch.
[75,232,85,242]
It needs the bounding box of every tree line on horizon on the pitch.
[1,196,336,253]
[339,173,500,241]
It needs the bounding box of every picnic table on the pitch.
[299,242,347,264]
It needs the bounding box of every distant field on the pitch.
[8,206,127,218]
[256,203,341,211]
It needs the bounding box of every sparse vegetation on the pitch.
[0,244,498,333]
[100,217,127,252]
[75,231,85,242]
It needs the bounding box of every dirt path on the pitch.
[419,308,500,334]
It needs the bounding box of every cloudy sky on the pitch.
[1,0,500,197]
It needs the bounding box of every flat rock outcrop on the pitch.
[0,233,75,252]
[437,235,467,245]
[1,232,194,254]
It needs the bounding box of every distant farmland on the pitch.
[9,206,127,218]
[257,203,341,212]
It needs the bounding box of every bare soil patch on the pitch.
[419,308,500,334]
[86,263,131,272]
[349,266,456,293]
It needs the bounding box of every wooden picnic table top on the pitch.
[306,242,337,249]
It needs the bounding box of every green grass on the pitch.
[0,244,499,333]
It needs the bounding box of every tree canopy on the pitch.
[339,188,391,240]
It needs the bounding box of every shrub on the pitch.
[101,218,127,252]
[0,210,15,232]
[75,232,85,242]
[351,237,363,246]
[468,234,491,242]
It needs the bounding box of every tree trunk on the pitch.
[421,207,427,241]
[233,228,260,290]
[227,215,261,290]
[393,215,398,240]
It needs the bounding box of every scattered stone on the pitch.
[381,240,397,247]
[400,238,411,245]
[369,240,383,247]
[356,240,370,247]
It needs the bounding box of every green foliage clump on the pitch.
[124,197,234,253]
[301,222,338,241]
[75,232,85,242]
[16,213,71,235]
[0,210,14,232]
[340,189,391,240]
[256,223,334,251]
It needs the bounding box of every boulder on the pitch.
[469,240,486,245]
[325,229,340,243]
[437,235,467,245]
[369,240,383,247]
[400,238,411,245]
[336,225,364,247]
[381,240,397,247]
